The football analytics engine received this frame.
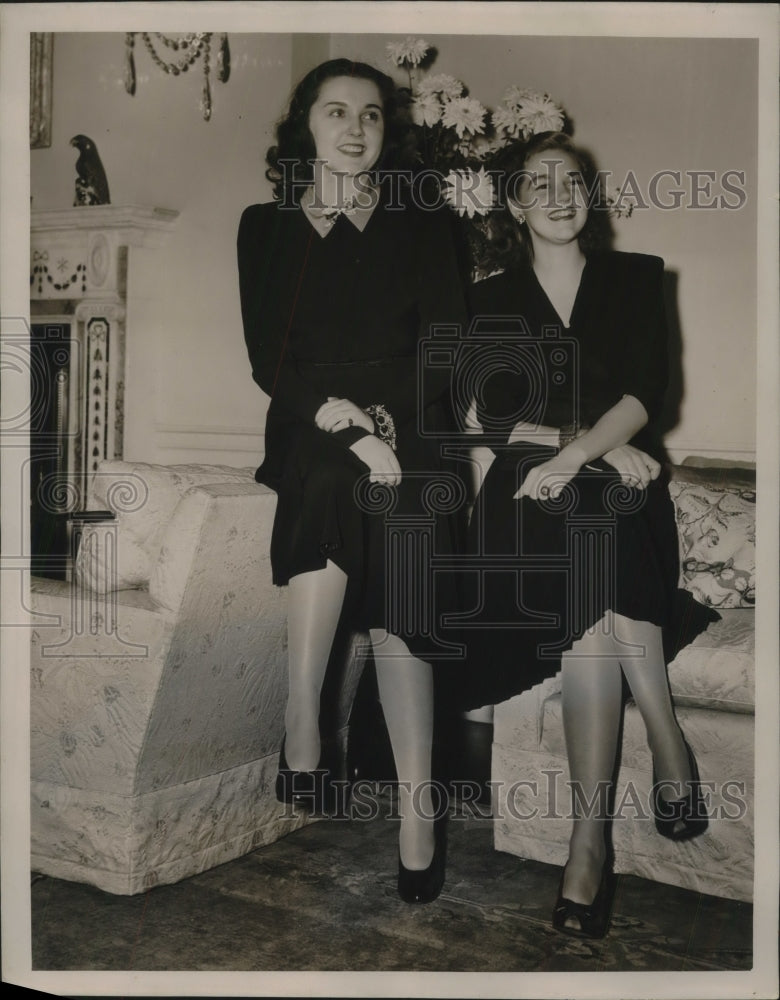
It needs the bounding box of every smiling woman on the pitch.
[264,57,414,209]
[237,58,468,905]
[457,129,720,939]
[307,77,385,184]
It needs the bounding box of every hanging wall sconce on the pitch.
[124,32,230,121]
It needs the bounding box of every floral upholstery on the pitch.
[30,461,366,894]
[492,459,756,902]
[493,701,753,902]
[669,475,755,609]
[74,462,254,593]
[666,609,754,713]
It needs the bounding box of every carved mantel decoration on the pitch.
[30,205,179,506]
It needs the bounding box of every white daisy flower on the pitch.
[416,73,463,100]
[411,93,442,127]
[386,37,430,67]
[442,167,495,218]
[440,96,488,138]
[494,89,565,140]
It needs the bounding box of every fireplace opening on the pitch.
[30,322,74,579]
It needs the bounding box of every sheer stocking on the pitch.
[560,612,694,905]
[284,560,348,770]
[371,629,436,871]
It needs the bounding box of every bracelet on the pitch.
[365,404,397,451]
[558,422,590,452]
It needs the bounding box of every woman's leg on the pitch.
[284,560,348,770]
[371,628,437,870]
[560,621,623,906]
[612,613,692,801]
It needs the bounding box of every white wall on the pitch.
[32,32,758,466]
[32,32,293,466]
[331,33,758,462]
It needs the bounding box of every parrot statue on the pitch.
[70,134,111,206]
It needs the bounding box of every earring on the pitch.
[516,215,525,224]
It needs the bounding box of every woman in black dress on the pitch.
[237,60,466,903]
[461,133,716,936]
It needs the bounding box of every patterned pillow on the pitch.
[668,478,756,608]
[73,521,149,593]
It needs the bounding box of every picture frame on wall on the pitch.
[30,32,52,149]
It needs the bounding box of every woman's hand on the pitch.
[602,444,661,489]
[315,397,374,434]
[349,435,402,485]
[514,445,586,501]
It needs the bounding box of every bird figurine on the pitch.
[70,135,110,206]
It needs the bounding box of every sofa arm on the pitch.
[148,481,278,617]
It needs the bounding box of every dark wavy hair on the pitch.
[265,58,415,203]
[479,131,612,274]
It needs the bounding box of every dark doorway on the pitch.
[29,322,73,579]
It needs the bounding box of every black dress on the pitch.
[237,190,468,662]
[455,251,718,709]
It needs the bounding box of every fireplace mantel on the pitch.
[31,205,179,302]
[31,204,178,235]
[31,204,178,233]
[29,205,179,515]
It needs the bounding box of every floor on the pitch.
[31,784,752,975]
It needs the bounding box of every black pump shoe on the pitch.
[652,743,709,841]
[552,862,614,940]
[397,813,448,905]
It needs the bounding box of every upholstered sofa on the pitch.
[489,458,756,902]
[29,461,366,895]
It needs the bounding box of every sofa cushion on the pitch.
[666,609,754,713]
[73,522,149,593]
[537,687,754,760]
[75,462,254,592]
[668,471,756,609]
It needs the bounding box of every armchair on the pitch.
[30,461,366,894]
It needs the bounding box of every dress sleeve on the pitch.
[237,203,371,447]
[615,254,669,424]
[385,207,468,430]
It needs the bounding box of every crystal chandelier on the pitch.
[124,33,230,121]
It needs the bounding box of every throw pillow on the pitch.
[669,478,755,608]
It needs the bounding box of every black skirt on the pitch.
[450,444,719,710]
[257,400,467,665]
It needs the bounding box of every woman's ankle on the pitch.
[563,824,607,903]
[649,732,692,801]
[398,814,435,870]
[283,705,321,771]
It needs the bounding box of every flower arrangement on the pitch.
[386,37,631,273]
[386,38,564,217]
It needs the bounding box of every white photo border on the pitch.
[2,3,778,998]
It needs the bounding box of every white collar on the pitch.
[300,185,379,238]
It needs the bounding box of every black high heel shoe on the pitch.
[397,813,448,905]
[552,861,614,940]
[652,743,709,841]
